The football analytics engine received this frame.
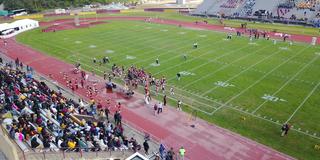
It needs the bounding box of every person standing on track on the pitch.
[179,146,186,160]
[103,71,107,80]
[177,100,182,111]
[157,102,163,114]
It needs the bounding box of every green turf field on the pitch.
[17,20,320,159]
[3,11,318,36]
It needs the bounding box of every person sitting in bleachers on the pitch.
[0,60,144,153]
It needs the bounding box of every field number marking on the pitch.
[126,55,136,59]
[279,47,289,50]
[261,94,286,102]
[179,71,195,76]
[150,63,160,67]
[214,81,235,88]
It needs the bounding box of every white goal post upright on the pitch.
[74,14,80,26]
[311,37,317,45]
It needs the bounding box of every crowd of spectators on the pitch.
[278,0,296,9]
[220,0,243,8]
[311,17,320,27]
[0,58,143,153]
[240,0,256,16]
[296,0,318,9]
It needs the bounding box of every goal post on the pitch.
[74,14,80,26]
[311,37,317,46]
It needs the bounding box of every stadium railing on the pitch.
[1,123,132,160]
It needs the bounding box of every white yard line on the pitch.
[72,22,225,61]
[43,23,192,62]
[285,81,320,123]
[74,55,320,140]
[225,104,320,140]
[210,46,311,115]
[252,55,319,113]
[201,49,283,96]
[154,41,251,76]
[67,57,218,114]
[195,57,316,86]
[181,44,269,89]
[131,36,225,67]
[33,30,197,66]
[68,33,225,69]
[50,26,226,67]
[42,26,185,60]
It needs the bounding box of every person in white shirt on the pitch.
[157,102,163,114]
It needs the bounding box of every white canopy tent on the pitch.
[125,152,149,160]
[0,19,39,39]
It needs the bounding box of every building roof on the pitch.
[0,19,38,30]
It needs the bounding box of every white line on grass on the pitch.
[78,22,219,60]
[131,37,226,67]
[34,28,207,68]
[67,57,217,114]
[61,25,226,66]
[74,33,226,69]
[210,46,311,115]
[194,57,316,86]
[225,103,320,140]
[50,26,187,59]
[154,41,253,76]
[67,54,320,140]
[181,44,269,89]
[201,49,284,96]
[252,55,319,113]
[44,24,183,61]
[285,81,320,123]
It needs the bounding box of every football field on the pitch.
[17,20,320,159]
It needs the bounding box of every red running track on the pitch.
[0,16,300,160]
[39,16,320,44]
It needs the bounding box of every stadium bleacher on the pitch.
[193,0,320,27]
[0,61,144,156]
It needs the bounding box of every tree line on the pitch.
[0,0,139,13]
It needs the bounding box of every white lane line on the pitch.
[252,55,319,113]
[210,46,311,115]
[285,81,320,123]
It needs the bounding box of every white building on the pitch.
[0,19,39,39]
[54,8,66,14]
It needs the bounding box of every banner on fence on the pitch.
[164,9,177,13]
[13,14,43,20]
[71,11,96,16]
[120,9,144,13]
